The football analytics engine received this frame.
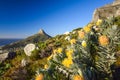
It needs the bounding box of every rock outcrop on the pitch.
[0,52,16,62]
[21,58,29,67]
[0,53,8,62]
[92,0,120,21]
[38,29,45,35]
[24,43,35,56]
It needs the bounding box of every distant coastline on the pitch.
[0,38,23,46]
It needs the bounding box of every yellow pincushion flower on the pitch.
[62,58,73,68]
[81,41,87,48]
[66,49,73,57]
[96,19,102,26]
[73,75,84,80]
[83,26,91,33]
[78,31,85,39]
[44,64,48,69]
[99,35,109,46]
[68,55,73,59]
[35,73,44,80]
[57,48,63,53]
[70,39,76,44]
[87,23,93,28]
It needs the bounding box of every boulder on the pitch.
[0,53,8,62]
[0,52,16,62]
[24,43,35,56]
[21,59,27,67]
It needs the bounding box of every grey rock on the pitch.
[113,0,120,5]
[0,53,8,62]
[0,52,16,62]
[24,43,35,56]
[92,0,120,21]
[21,59,27,67]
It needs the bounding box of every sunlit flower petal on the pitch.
[35,73,44,80]
[78,30,85,39]
[99,35,109,46]
[96,19,102,26]
[73,75,84,80]
[81,41,87,48]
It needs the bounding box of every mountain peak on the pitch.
[38,29,45,35]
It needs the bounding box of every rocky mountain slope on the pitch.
[92,0,120,21]
[1,29,51,52]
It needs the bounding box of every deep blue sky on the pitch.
[0,0,113,38]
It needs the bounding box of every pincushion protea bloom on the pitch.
[66,49,73,56]
[87,23,93,28]
[96,19,102,26]
[83,26,91,33]
[99,35,109,46]
[78,31,85,39]
[62,58,73,68]
[44,64,48,69]
[70,39,76,44]
[57,48,63,53]
[73,75,84,80]
[35,73,44,80]
[65,49,74,59]
[81,41,87,48]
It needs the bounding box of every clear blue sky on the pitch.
[0,0,113,38]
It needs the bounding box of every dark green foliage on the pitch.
[38,41,47,49]
[0,62,11,76]
[30,49,40,60]
[72,27,82,31]
[114,16,120,26]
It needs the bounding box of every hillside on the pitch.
[0,16,120,80]
[0,1,120,80]
[1,29,51,52]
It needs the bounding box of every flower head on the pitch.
[96,19,102,26]
[44,64,48,69]
[83,26,91,33]
[57,48,63,53]
[35,73,44,80]
[73,75,84,80]
[81,41,87,48]
[99,35,109,46]
[70,39,76,44]
[62,58,73,68]
[65,49,74,58]
[87,23,93,28]
[78,31,85,39]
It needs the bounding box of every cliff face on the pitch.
[92,0,120,22]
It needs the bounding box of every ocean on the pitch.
[0,39,23,46]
